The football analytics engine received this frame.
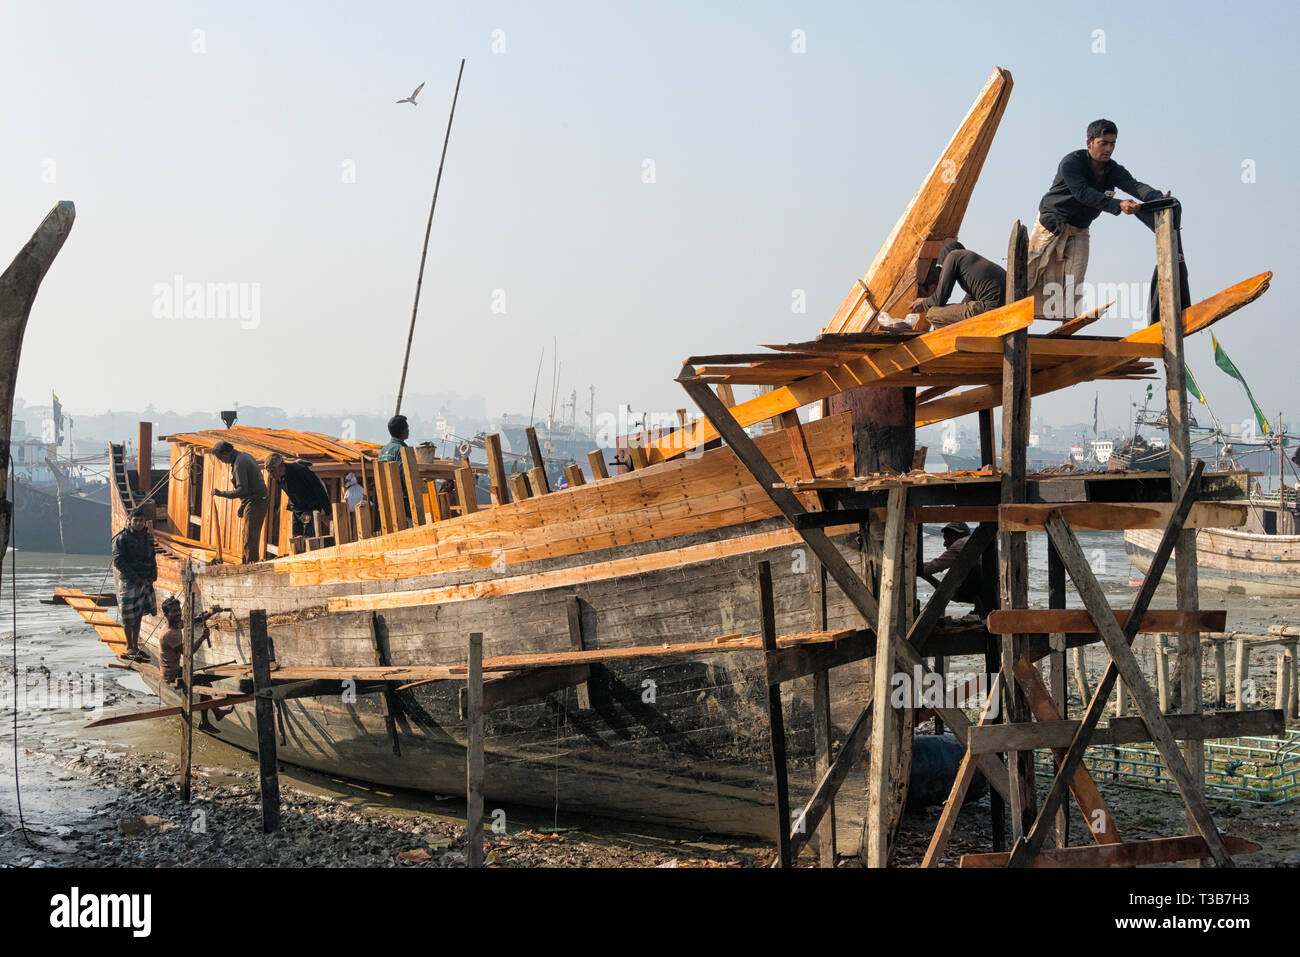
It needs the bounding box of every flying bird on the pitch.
[396,81,425,106]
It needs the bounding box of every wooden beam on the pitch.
[867,486,907,868]
[954,337,1161,358]
[963,835,1260,869]
[398,447,426,526]
[1039,511,1233,867]
[653,298,1034,462]
[587,449,609,480]
[525,427,550,492]
[466,632,484,868]
[998,501,1245,531]
[527,466,549,497]
[484,433,509,505]
[1000,218,1034,842]
[481,665,591,712]
[987,609,1226,636]
[179,563,195,803]
[424,480,444,522]
[563,464,586,488]
[758,562,792,868]
[85,693,254,728]
[456,464,477,515]
[507,472,530,502]
[136,421,152,495]
[331,502,353,545]
[970,707,1284,753]
[249,609,280,834]
[764,629,874,686]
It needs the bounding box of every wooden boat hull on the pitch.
[1125,524,1300,598]
[132,517,875,839]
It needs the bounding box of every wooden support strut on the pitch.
[249,610,280,834]
[758,561,793,869]
[1006,462,1210,865]
[466,632,485,868]
[179,563,195,803]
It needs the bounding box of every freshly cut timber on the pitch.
[823,67,1012,335]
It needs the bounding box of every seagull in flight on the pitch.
[396,81,425,106]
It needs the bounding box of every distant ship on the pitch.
[7,432,111,554]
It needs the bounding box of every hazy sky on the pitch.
[3,0,1294,440]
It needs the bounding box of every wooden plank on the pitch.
[969,707,1284,753]
[655,297,1034,462]
[1046,305,1108,337]
[481,665,590,712]
[527,466,549,497]
[963,835,1260,869]
[249,609,280,834]
[987,609,1226,636]
[85,693,255,728]
[917,272,1272,427]
[1041,512,1232,867]
[398,447,427,526]
[758,562,792,868]
[587,449,609,480]
[998,501,1245,531]
[867,486,907,869]
[764,629,873,686]
[466,632,484,868]
[484,433,509,505]
[954,336,1161,358]
[565,595,591,710]
[563,464,586,488]
[331,502,353,545]
[507,472,531,502]
[1046,538,1069,846]
[424,480,444,522]
[456,465,477,515]
[779,409,822,512]
[823,68,1012,334]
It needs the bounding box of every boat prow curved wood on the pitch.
[1,201,76,563]
[823,67,1013,335]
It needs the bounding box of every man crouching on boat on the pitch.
[112,506,157,662]
[1027,119,1183,322]
[210,440,269,564]
[918,522,987,620]
[905,240,1007,328]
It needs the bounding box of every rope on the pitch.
[6,455,36,849]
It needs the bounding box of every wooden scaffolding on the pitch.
[670,213,1282,867]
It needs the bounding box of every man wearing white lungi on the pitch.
[1028,119,1174,321]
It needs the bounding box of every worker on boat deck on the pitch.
[919,522,986,618]
[264,453,332,538]
[209,440,269,564]
[906,241,1006,328]
[112,506,157,662]
[1028,119,1187,324]
[158,596,228,731]
[379,414,413,514]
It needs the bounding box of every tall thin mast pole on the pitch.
[395,58,466,417]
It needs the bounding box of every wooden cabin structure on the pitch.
[56,68,1285,867]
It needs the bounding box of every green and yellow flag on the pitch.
[1211,334,1271,435]
[1184,368,1206,406]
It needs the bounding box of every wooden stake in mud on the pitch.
[466,632,485,868]
[249,609,280,833]
[867,486,907,868]
[395,58,466,417]
[179,561,195,803]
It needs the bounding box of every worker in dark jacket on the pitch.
[112,507,157,661]
[265,453,333,536]
[908,241,1006,327]
[919,522,986,618]
[1027,118,1186,323]
[210,440,269,564]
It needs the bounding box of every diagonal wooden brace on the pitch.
[1006,461,1208,866]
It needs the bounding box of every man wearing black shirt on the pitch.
[265,453,333,537]
[908,241,1006,327]
[1028,119,1185,323]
